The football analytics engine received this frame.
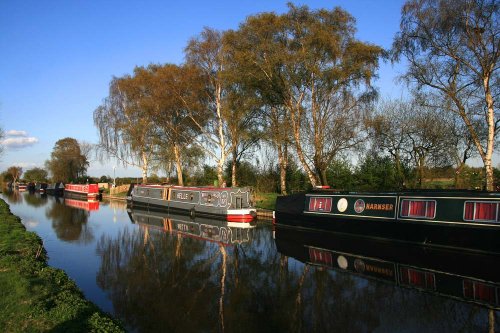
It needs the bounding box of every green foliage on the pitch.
[224,160,258,187]
[326,160,355,191]
[46,138,89,183]
[0,199,124,332]
[191,164,218,186]
[23,167,49,183]
[354,155,399,191]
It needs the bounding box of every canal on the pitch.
[2,191,499,332]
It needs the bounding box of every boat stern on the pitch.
[227,208,257,223]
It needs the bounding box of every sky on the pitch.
[0,0,409,178]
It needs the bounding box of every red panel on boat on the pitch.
[309,248,333,267]
[308,197,332,212]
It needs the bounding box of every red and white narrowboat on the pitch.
[65,184,100,200]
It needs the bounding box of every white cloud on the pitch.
[1,130,39,149]
[6,130,28,137]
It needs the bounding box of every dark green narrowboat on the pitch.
[274,189,500,253]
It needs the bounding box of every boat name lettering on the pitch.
[365,203,394,211]
[177,192,189,200]
[365,264,393,276]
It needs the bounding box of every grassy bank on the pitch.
[254,192,278,210]
[0,199,124,332]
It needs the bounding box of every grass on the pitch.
[254,192,279,210]
[0,199,124,332]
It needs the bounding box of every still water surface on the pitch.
[2,191,499,332]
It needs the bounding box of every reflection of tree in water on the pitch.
[2,189,24,204]
[95,224,499,332]
[23,193,48,207]
[45,199,94,243]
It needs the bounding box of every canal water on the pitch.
[2,191,499,333]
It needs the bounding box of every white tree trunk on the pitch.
[173,144,184,186]
[141,151,149,184]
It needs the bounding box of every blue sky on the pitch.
[0,0,407,178]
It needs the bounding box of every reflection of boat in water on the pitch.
[274,226,500,310]
[127,184,256,222]
[128,207,256,245]
[274,190,500,254]
[64,198,100,211]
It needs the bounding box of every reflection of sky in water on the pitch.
[25,219,39,228]
[1,191,498,332]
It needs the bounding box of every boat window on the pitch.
[399,267,435,290]
[464,201,500,222]
[463,280,497,304]
[308,197,333,212]
[400,199,436,219]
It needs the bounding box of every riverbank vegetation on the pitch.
[0,199,123,332]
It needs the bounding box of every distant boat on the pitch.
[46,183,64,196]
[16,183,27,191]
[127,184,257,223]
[274,189,500,254]
[64,184,101,200]
[35,182,48,194]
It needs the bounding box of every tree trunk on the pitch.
[216,83,227,187]
[173,144,184,186]
[231,149,237,187]
[277,143,288,195]
[217,160,224,187]
[141,151,149,184]
[290,103,319,188]
[454,162,465,189]
[484,76,495,191]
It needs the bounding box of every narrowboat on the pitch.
[35,182,48,194]
[16,183,27,191]
[46,182,65,196]
[127,184,257,222]
[274,226,500,310]
[128,207,256,245]
[64,184,100,200]
[274,189,500,253]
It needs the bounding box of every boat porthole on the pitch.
[354,259,365,273]
[337,255,348,269]
[337,198,348,213]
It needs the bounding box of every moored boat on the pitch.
[127,184,257,222]
[64,184,100,200]
[274,189,500,254]
[46,182,65,196]
[16,183,27,191]
[35,182,48,194]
